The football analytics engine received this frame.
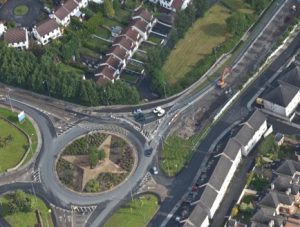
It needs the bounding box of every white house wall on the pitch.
[201,216,210,227]
[285,91,300,117]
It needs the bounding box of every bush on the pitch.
[85,179,100,192]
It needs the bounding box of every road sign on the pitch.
[18,111,26,122]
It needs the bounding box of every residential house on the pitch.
[94,65,118,84]
[4,27,29,50]
[275,160,300,179]
[220,138,242,169]
[74,0,89,8]
[118,27,142,46]
[261,84,300,118]
[33,19,62,45]
[129,18,151,40]
[251,206,286,227]
[0,21,6,37]
[106,46,128,65]
[183,205,209,227]
[52,0,80,26]
[233,110,267,156]
[279,64,300,89]
[100,55,123,71]
[112,36,136,57]
[132,8,156,27]
[148,0,191,12]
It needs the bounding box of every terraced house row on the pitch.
[183,110,268,227]
[94,9,157,85]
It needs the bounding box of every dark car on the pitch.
[144,148,153,157]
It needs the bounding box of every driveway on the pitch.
[0,0,44,27]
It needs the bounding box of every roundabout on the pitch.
[0,0,43,27]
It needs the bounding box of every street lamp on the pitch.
[43,80,50,97]
[7,88,14,112]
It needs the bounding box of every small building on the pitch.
[111,26,122,37]
[261,84,300,118]
[279,64,300,89]
[62,0,80,17]
[148,0,191,12]
[4,27,29,50]
[106,46,128,65]
[129,18,151,40]
[94,65,119,84]
[112,36,136,57]
[52,6,71,26]
[183,205,209,227]
[118,27,142,46]
[74,0,89,8]
[132,8,157,27]
[234,110,268,156]
[274,133,285,146]
[33,19,62,45]
[100,55,123,71]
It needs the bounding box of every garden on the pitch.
[0,107,38,172]
[104,194,159,227]
[56,132,136,192]
[231,194,256,223]
[0,190,53,227]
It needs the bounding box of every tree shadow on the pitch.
[201,23,227,37]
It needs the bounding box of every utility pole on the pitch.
[7,88,14,112]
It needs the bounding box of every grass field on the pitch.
[59,63,84,76]
[221,0,253,13]
[162,4,231,85]
[0,118,28,172]
[104,194,159,227]
[0,193,53,227]
[0,107,38,167]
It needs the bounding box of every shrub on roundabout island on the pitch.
[56,132,135,193]
[13,5,29,16]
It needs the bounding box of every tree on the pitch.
[98,149,106,160]
[9,190,33,213]
[226,12,250,35]
[89,149,99,168]
[85,179,100,192]
[194,0,208,18]
[113,0,121,14]
[104,0,115,18]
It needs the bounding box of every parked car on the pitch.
[151,166,158,175]
[153,106,163,114]
[144,148,153,157]
[157,109,165,117]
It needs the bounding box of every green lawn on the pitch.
[0,118,28,172]
[162,4,231,85]
[121,73,139,84]
[13,5,29,16]
[0,193,53,227]
[0,107,38,167]
[104,194,159,227]
[221,0,253,13]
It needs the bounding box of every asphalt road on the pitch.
[148,22,300,227]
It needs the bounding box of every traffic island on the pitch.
[56,131,137,193]
[0,190,54,227]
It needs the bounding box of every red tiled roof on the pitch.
[36,19,59,37]
[107,46,127,60]
[4,28,27,44]
[119,27,140,42]
[113,36,134,51]
[95,76,110,85]
[103,55,122,70]
[95,65,116,80]
[54,6,69,20]
[133,9,152,23]
[63,0,78,13]
[171,0,183,10]
[130,19,148,33]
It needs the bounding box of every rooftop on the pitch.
[107,46,128,60]
[279,64,300,89]
[276,160,300,176]
[119,27,140,42]
[130,18,148,33]
[94,65,116,80]
[133,8,153,23]
[63,0,78,13]
[234,124,255,147]
[222,138,242,161]
[54,6,70,20]
[113,36,134,51]
[184,204,208,227]
[35,18,59,37]
[247,110,266,131]
[171,0,183,11]
[4,27,27,44]
[263,84,299,107]
[251,206,285,227]
[260,191,294,208]
[198,184,218,210]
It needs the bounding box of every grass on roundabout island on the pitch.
[104,194,159,227]
[0,118,28,172]
[0,107,38,171]
[0,192,54,227]
[13,5,29,16]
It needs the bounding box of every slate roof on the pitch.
[247,110,266,131]
[263,84,299,107]
[133,8,153,23]
[272,175,300,195]
[208,155,233,191]
[260,191,294,208]
[35,18,59,37]
[251,207,285,227]
[4,27,27,44]
[234,124,255,147]
[276,160,300,176]
[184,204,208,227]
[279,64,300,89]
[199,185,218,210]
[222,138,242,161]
